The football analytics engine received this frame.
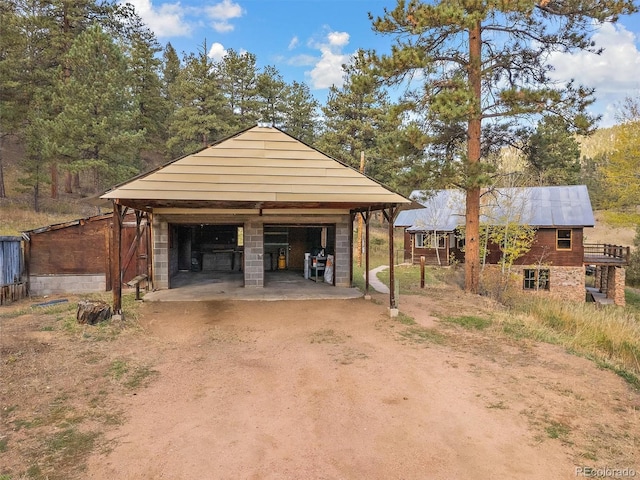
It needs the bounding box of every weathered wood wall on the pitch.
[0,237,23,284]
[27,214,150,290]
[28,220,108,275]
[0,236,27,305]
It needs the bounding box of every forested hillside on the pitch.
[1,0,638,223]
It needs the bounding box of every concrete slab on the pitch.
[142,270,363,302]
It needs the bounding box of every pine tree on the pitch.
[280,81,319,145]
[371,0,637,293]
[162,42,181,97]
[256,65,287,126]
[127,27,167,160]
[6,0,153,198]
[525,116,581,185]
[316,50,419,188]
[217,49,261,129]
[166,43,230,155]
[46,24,144,191]
[317,50,392,169]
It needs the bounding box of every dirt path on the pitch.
[83,296,639,480]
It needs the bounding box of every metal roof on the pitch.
[101,125,410,212]
[395,185,595,231]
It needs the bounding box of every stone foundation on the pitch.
[594,265,626,307]
[607,266,626,307]
[509,265,585,303]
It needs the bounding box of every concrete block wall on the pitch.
[244,220,264,287]
[335,218,351,287]
[30,274,106,296]
[153,217,170,289]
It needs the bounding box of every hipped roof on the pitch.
[100,125,409,212]
[395,185,595,231]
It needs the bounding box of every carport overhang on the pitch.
[108,198,403,313]
[101,125,410,314]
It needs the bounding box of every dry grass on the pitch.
[0,200,99,236]
[498,299,640,388]
[586,211,637,248]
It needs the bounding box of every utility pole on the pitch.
[357,151,365,267]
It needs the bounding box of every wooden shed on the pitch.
[100,125,410,312]
[23,213,149,296]
[0,236,27,304]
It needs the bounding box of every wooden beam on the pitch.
[361,210,371,296]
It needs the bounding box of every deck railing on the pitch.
[583,243,631,263]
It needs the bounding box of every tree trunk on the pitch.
[34,181,39,213]
[0,154,6,199]
[73,172,80,189]
[50,162,58,198]
[464,19,483,294]
[64,170,73,194]
[77,300,112,324]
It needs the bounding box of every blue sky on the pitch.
[125,0,640,127]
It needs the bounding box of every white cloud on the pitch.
[306,30,352,90]
[208,42,227,62]
[288,36,299,50]
[123,0,191,37]
[205,0,244,33]
[327,31,350,48]
[548,22,640,126]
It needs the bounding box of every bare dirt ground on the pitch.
[2,289,639,480]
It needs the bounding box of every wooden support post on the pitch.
[112,202,124,315]
[383,205,399,312]
[146,212,153,289]
[420,256,426,289]
[356,152,365,267]
[349,211,355,287]
[362,209,371,296]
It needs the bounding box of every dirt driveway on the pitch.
[2,290,638,479]
[79,294,638,480]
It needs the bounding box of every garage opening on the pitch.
[170,224,244,288]
[169,223,337,289]
[264,224,336,284]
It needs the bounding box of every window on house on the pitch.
[556,229,572,250]
[523,269,550,290]
[415,233,445,248]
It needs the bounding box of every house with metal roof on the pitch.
[100,125,410,312]
[395,185,629,305]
